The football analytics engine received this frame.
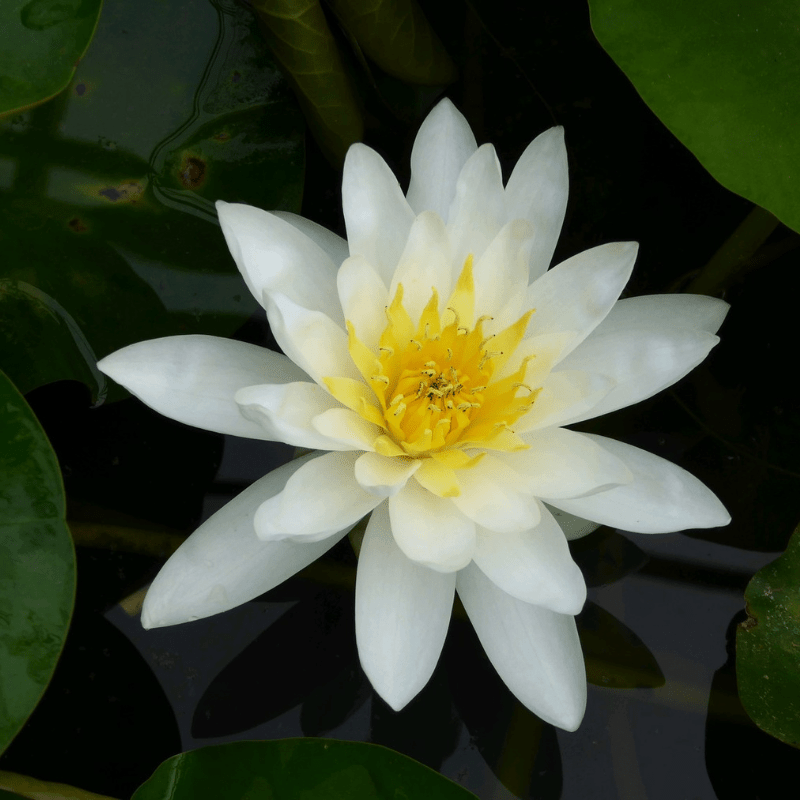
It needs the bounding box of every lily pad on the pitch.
[131,739,478,800]
[0,370,75,755]
[588,0,800,234]
[0,0,102,115]
[0,0,304,400]
[737,521,800,748]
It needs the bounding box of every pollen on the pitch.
[328,255,543,462]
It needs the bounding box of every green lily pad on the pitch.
[588,0,800,235]
[0,370,75,756]
[0,0,103,116]
[0,0,304,400]
[131,739,478,800]
[737,521,800,748]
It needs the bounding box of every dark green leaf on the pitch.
[588,0,800,234]
[328,0,456,85]
[0,770,116,799]
[0,280,105,400]
[737,521,800,748]
[0,370,75,756]
[131,739,478,800]
[578,601,665,689]
[253,0,364,166]
[0,0,304,399]
[0,0,102,115]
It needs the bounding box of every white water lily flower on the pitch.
[98,99,730,731]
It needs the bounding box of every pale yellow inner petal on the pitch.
[325,255,557,496]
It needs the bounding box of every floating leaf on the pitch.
[253,0,363,166]
[0,370,75,756]
[737,521,800,748]
[588,0,800,234]
[0,0,102,115]
[329,0,456,85]
[0,770,115,800]
[0,0,303,399]
[131,740,478,800]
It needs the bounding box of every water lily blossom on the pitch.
[98,99,730,731]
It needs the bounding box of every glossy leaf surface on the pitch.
[0,370,75,756]
[737,522,800,748]
[0,0,304,400]
[589,0,800,234]
[131,739,478,800]
[0,0,102,115]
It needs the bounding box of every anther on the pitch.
[371,375,390,385]
[513,382,533,393]
[379,346,394,357]
[410,339,422,351]
[421,368,436,377]
[389,394,404,407]
[424,361,437,368]
[393,402,407,416]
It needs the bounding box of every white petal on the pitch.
[598,294,730,336]
[356,503,455,710]
[141,454,349,628]
[524,242,638,356]
[254,451,382,541]
[546,505,601,541]
[216,201,343,324]
[342,144,415,287]
[406,98,478,220]
[545,434,730,533]
[451,455,541,533]
[473,503,587,614]
[473,219,535,326]
[518,370,615,432]
[270,209,349,268]
[312,408,383,450]
[354,452,421,497]
[389,211,453,323]
[337,255,389,349]
[504,127,569,281]
[501,427,633,498]
[457,563,586,731]
[98,335,307,439]
[235,382,352,451]
[264,292,359,386]
[556,327,719,423]
[389,481,476,572]
[447,143,506,267]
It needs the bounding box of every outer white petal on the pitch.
[504,126,569,281]
[457,563,586,731]
[216,201,343,324]
[264,292,360,386]
[500,427,634,499]
[517,370,615,432]
[389,211,453,323]
[312,408,383,451]
[388,481,476,572]
[337,255,390,349]
[235,382,352,451]
[98,335,307,439]
[598,294,730,336]
[451,456,541,533]
[545,434,730,533]
[356,504,455,710]
[406,98,478,220]
[141,454,349,629]
[473,219,535,327]
[473,503,587,614]
[342,144,415,287]
[556,327,719,423]
[270,209,349,268]
[447,143,506,268]
[254,451,382,542]
[354,453,421,497]
[547,505,602,541]
[524,242,638,356]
